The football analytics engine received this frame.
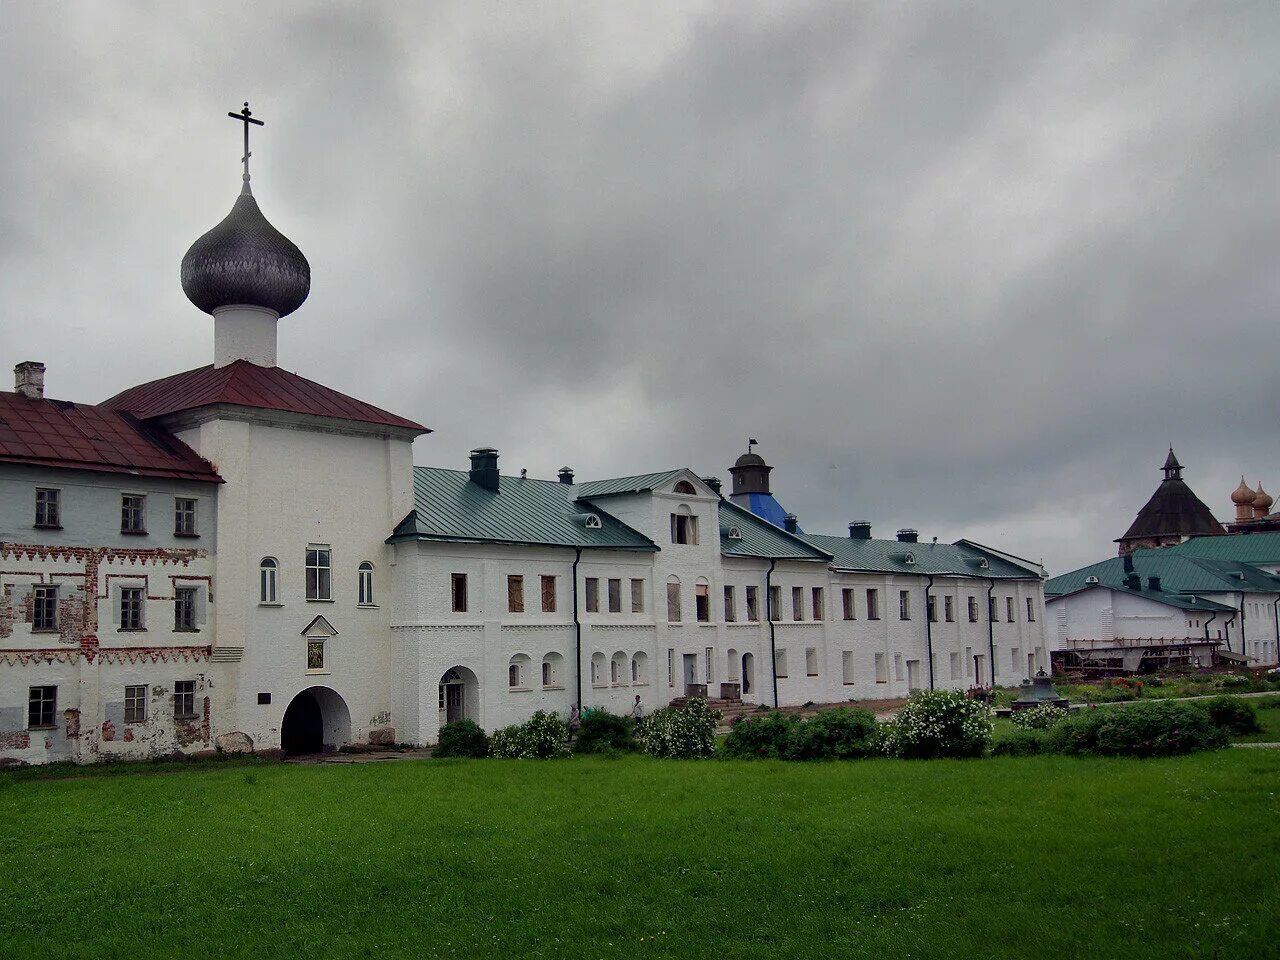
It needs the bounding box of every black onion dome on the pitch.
[181,185,310,317]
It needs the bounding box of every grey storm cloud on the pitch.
[2,1,1278,574]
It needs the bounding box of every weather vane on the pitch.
[228,101,264,184]
[747,437,758,454]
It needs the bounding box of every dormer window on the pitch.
[584,514,603,529]
[727,526,742,540]
[671,507,698,545]
[904,552,916,565]
[977,558,990,569]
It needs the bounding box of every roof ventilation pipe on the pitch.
[897,528,918,543]
[558,466,574,485]
[783,514,799,534]
[849,522,872,539]
[469,447,500,491]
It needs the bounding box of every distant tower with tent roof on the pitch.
[728,441,799,531]
[1115,447,1225,555]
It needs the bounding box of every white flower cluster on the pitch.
[489,710,570,759]
[880,689,993,759]
[641,697,718,759]
[1010,703,1068,731]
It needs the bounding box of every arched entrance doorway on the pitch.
[281,687,352,755]
[439,666,480,726]
[741,652,755,697]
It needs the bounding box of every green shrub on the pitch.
[879,690,992,759]
[433,719,490,758]
[992,728,1049,756]
[789,708,881,760]
[1195,696,1261,735]
[1009,704,1069,731]
[642,698,717,759]
[720,711,800,760]
[1046,701,1228,758]
[573,710,638,754]
[489,711,569,759]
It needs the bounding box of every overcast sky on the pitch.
[1,2,1277,574]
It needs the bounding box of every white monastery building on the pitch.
[0,115,1049,764]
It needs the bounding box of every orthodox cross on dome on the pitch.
[227,101,264,186]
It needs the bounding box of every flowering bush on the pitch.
[1009,703,1068,731]
[489,710,569,759]
[880,690,992,759]
[641,698,717,759]
[433,719,490,758]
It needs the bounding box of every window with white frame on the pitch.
[306,545,332,601]
[174,498,197,536]
[898,591,911,621]
[32,585,57,631]
[358,562,375,605]
[34,488,61,528]
[119,587,144,630]
[125,685,147,723]
[174,680,196,718]
[121,494,146,534]
[28,686,56,728]
[260,558,278,603]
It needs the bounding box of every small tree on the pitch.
[573,710,638,754]
[880,689,993,759]
[433,719,490,758]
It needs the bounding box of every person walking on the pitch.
[631,694,644,735]
[568,703,581,742]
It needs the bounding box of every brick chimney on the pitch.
[14,361,45,399]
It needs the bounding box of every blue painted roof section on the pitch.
[741,492,798,531]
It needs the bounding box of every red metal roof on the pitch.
[102,360,429,433]
[0,391,222,483]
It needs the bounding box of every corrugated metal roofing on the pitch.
[719,500,830,560]
[1050,583,1235,613]
[798,534,1039,579]
[0,390,222,483]
[736,491,797,530]
[389,467,658,550]
[1118,477,1225,543]
[575,470,685,499]
[103,360,429,433]
[1045,551,1280,597]
[1165,532,1280,565]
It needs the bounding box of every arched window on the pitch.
[631,651,648,685]
[259,558,278,604]
[591,652,607,686]
[673,480,696,495]
[358,561,374,605]
[611,651,628,685]
[508,653,531,689]
[542,652,564,688]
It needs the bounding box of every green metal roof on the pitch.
[1045,550,1280,597]
[575,470,686,499]
[718,501,831,561]
[1049,582,1235,613]
[1165,532,1280,565]
[390,467,658,551]
[797,535,1038,579]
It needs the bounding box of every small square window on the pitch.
[35,488,61,528]
[173,680,196,718]
[124,685,147,723]
[174,498,197,536]
[121,495,146,534]
[257,692,271,705]
[28,685,56,728]
[32,585,58,631]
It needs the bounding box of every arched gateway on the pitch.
[280,686,352,755]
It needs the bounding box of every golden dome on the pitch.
[1253,483,1273,512]
[1231,477,1256,506]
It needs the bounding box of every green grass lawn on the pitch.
[1236,696,1280,743]
[3,752,1279,959]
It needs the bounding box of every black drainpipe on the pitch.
[1203,610,1217,645]
[924,574,936,690]
[572,547,583,711]
[1272,596,1280,664]
[765,559,779,708]
[1223,613,1237,655]
[986,579,997,688]
[1236,590,1245,656]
